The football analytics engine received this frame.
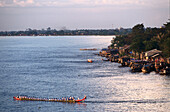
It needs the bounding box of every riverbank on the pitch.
[98,48,170,75]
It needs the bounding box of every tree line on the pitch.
[111,22,170,57]
[0,28,131,36]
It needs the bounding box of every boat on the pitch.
[101,58,109,61]
[13,95,86,103]
[87,59,93,63]
[142,64,151,73]
[130,63,143,72]
[159,67,170,75]
[120,57,130,67]
[80,48,97,51]
[141,63,155,73]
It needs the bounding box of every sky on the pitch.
[0,0,169,31]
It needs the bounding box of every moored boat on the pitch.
[159,67,170,75]
[13,96,86,103]
[130,63,143,72]
[102,57,109,61]
[120,57,130,66]
[142,64,151,73]
[87,59,93,63]
[80,48,97,51]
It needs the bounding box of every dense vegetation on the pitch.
[112,22,170,57]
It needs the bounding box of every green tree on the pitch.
[130,40,145,53]
[132,24,144,36]
[164,22,170,30]
[161,37,170,57]
[144,40,159,51]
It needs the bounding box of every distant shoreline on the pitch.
[0,35,116,37]
[0,28,132,36]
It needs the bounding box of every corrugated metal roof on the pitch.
[152,53,160,58]
[145,49,162,57]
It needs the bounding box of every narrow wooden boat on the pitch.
[13,96,86,103]
[80,48,97,51]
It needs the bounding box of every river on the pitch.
[0,36,169,112]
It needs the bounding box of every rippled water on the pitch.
[0,36,170,112]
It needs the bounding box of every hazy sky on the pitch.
[0,0,169,31]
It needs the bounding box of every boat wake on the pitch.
[85,99,170,104]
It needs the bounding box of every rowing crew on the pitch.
[15,96,78,101]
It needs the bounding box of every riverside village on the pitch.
[98,22,170,75]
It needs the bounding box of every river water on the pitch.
[0,36,169,112]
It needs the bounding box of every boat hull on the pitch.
[13,96,86,103]
[87,59,93,63]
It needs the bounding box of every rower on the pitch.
[72,97,74,100]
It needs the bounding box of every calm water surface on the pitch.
[0,36,170,112]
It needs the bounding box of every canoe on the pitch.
[13,96,86,103]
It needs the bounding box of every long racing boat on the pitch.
[13,95,86,103]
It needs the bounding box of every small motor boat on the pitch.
[87,59,93,63]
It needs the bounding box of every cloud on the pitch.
[0,0,168,9]
[0,0,34,7]
[13,0,34,7]
[67,0,166,7]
